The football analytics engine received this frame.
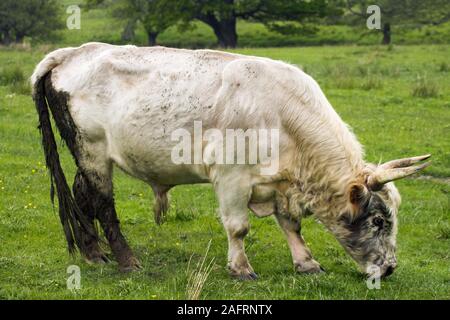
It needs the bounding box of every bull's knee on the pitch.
[223,215,249,239]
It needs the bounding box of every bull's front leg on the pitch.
[275,213,324,274]
[214,172,257,280]
[222,212,257,280]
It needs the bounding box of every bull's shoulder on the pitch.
[221,57,309,91]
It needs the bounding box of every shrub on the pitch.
[334,75,356,89]
[356,65,368,77]
[411,75,439,98]
[10,81,30,95]
[437,226,450,240]
[0,65,25,86]
[0,0,63,45]
[360,75,383,90]
[439,62,449,72]
[0,65,30,95]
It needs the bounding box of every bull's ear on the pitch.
[349,183,370,206]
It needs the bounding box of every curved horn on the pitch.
[380,154,431,169]
[367,155,431,191]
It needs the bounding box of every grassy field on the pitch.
[0,43,449,300]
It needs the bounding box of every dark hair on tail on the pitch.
[33,72,96,255]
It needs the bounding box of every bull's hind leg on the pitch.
[78,154,141,272]
[151,184,172,225]
[73,170,109,264]
[94,181,142,272]
[275,213,324,274]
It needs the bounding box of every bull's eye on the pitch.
[373,217,384,228]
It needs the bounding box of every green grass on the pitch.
[0,44,448,300]
[411,75,440,98]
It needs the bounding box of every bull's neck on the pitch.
[281,94,365,217]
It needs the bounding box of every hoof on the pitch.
[119,257,142,273]
[238,272,258,281]
[84,250,110,265]
[229,267,258,281]
[295,259,325,274]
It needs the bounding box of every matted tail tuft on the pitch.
[32,71,96,255]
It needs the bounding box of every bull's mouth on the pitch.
[382,265,395,278]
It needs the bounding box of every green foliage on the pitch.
[87,0,339,47]
[182,0,338,47]
[0,65,25,85]
[0,65,29,95]
[54,4,450,48]
[0,0,64,44]
[439,62,449,72]
[346,0,450,24]
[255,0,343,34]
[86,0,187,45]
[437,226,450,240]
[360,74,383,90]
[345,0,450,44]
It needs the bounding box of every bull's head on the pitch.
[331,154,431,278]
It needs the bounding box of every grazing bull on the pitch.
[31,43,430,279]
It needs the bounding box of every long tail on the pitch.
[31,50,96,255]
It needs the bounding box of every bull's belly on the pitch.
[115,157,210,186]
[104,104,211,185]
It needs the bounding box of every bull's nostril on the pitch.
[384,265,395,277]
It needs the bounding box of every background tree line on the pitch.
[1,0,449,47]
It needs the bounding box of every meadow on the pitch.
[0,3,449,300]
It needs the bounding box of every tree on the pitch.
[113,0,182,46]
[90,0,336,48]
[87,0,182,46]
[346,0,450,45]
[88,0,338,48]
[179,0,336,48]
[0,0,63,45]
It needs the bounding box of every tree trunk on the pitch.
[121,20,136,42]
[218,19,238,48]
[200,13,238,48]
[147,32,158,46]
[212,18,238,48]
[15,34,24,44]
[382,23,391,45]
[1,31,12,45]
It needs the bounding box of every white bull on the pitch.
[31,43,430,279]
